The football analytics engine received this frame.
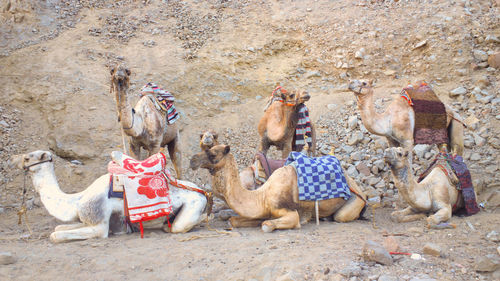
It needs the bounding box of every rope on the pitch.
[17,171,33,236]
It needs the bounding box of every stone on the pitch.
[473,50,489,62]
[276,270,303,281]
[486,230,500,242]
[355,163,369,177]
[423,243,441,257]
[414,144,431,158]
[383,236,400,252]
[464,115,480,128]
[475,254,500,272]
[373,137,388,150]
[378,275,398,281]
[347,165,359,178]
[0,252,16,265]
[470,153,481,161]
[348,131,364,145]
[485,35,500,43]
[348,115,358,129]
[339,263,361,277]
[0,120,9,127]
[449,86,467,97]
[473,134,486,146]
[488,52,500,69]
[413,40,427,49]
[479,95,494,104]
[351,151,363,161]
[362,240,393,265]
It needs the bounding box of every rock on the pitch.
[488,52,500,69]
[470,153,481,161]
[410,253,422,260]
[464,115,480,129]
[348,116,358,129]
[449,86,467,97]
[351,151,363,161]
[356,162,371,177]
[378,275,398,281]
[413,40,427,49]
[485,35,500,43]
[409,275,437,281]
[348,131,364,145]
[473,50,489,62]
[0,120,9,128]
[486,230,500,242]
[423,243,441,257]
[473,134,486,146]
[355,48,365,59]
[479,95,494,104]
[414,144,430,158]
[383,236,400,252]
[276,270,303,281]
[475,254,500,272]
[373,137,388,150]
[339,263,361,277]
[362,240,393,265]
[0,252,16,265]
[347,165,359,178]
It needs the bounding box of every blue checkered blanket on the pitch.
[285,152,351,201]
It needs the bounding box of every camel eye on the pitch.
[289,94,295,99]
[362,82,367,86]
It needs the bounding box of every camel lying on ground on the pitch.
[11,150,207,243]
[347,80,464,159]
[384,147,464,225]
[258,89,316,158]
[110,65,182,179]
[190,144,366,232]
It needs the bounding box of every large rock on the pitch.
[362,240,393,265]
[449,86,467,97]
[0,252,16,265]
[486,231,500,242]
[414,144,431,158]
[423,243,441,257]
[475,254,500,272]
[488,52,500,68]
[473,50,489,62]
[383,236,400,252]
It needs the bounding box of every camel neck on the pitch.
[356,90,389,136]
[113,84,136,135]
[213,154,263,218]
[31,164,80,222]
[390,164,421,209]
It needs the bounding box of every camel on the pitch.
[347,80,464,159]
[384,147,464,225]
[189,144,367,232]
[199,130,219,151]
[11,150,207,243]
[110,65,182,179]
[258,89,316,158]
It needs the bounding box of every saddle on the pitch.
[255,151,286,179]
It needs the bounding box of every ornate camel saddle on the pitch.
[400,82,448,145]
[255,151,286,180]
[108,151,173,237]
[285,152,351,201]
[417,152,479,216]
[141,82,179,125]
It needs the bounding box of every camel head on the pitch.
[199,130,219,151]
[295,90,311,104]
[10,150,54,173]
[348,79,373,97]
[110,65,131,92]
[383,147,409,170]
[190,144,231,173]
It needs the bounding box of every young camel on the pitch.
[384,147,464,225]
[190,145,366,232]
[110,65,182,179]
[258,90,316,158]
[347,80,464,158]
[11,150,207,243]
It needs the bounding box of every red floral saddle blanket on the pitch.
[108,152,173,237]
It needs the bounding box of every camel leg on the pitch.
[391,206,426,223]
[281,141,292,159]
[49,223,109,243]
[229,216,265,228]
[164,199,205,233]
[427,203,452,225]
[261,209,300,233]
[258,136,271,155]
[129,142,141,160]
[54,223,86,231]
[448,119,464,156]
[167,139,182,180]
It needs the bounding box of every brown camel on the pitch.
[110,65,182,179]
[384,147,466,225]
[199,130,219,151]
[190,144,367,232]
[258,89,316,158]
[347,80,464,159]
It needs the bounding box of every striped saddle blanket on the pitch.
[285,152,351,201]
[141,82,180,124]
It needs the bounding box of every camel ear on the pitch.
[40,152,51,161]
[110,67,115,75]
[125,68,131,76]
[213,133,218,140]
[223,145,230,155]
[403,150,409,157]
[199,133,204,140]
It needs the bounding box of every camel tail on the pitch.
[449,117,464,156]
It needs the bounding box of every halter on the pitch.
[22,155,53,171]
[271,86,296,106]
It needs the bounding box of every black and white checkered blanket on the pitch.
[285,152,351,201]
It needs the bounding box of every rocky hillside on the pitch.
[0,0,499,213]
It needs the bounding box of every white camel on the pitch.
[11,150,207,243]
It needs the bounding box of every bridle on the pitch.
[22,155,53,171]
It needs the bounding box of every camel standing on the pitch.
[110,65,182,179]
[347,80,464,158]
[11,150,207,243]
[190,145,366,232]
[384,147,465,225]
[258,90,316,158]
